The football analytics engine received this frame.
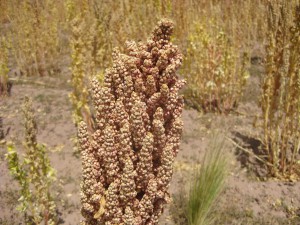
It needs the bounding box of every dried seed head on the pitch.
[79,19,185,224]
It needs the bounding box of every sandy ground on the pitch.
[0,65,300,224]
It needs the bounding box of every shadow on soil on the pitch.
[232,131,269,178]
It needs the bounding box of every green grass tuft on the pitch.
[186,134,228,225]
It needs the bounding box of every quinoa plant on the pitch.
[260,1,300,179]
[5,97,58,224]
[78,19,185,224]
[8,0,59,76]
[69,13,93,127]
[0,0,9,23]
[0,36,9,97]
[182,21,249,113]
[68,0,112,127]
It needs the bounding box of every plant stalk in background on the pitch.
[0,36,9,97]
[8,0,60,76]
[261,1,300,179]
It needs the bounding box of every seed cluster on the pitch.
[78,19,185,225]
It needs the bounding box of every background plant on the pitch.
[8,0,60,77]
[182,21,249,113]
[2,0,272,109]
[67,0,273,116]
[68,10,94,127]
[0,36,9,97]
[260,1,300,179]
[5,97,58,224]
[0,0,9,24]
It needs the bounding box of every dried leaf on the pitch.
[94,196,106,219]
